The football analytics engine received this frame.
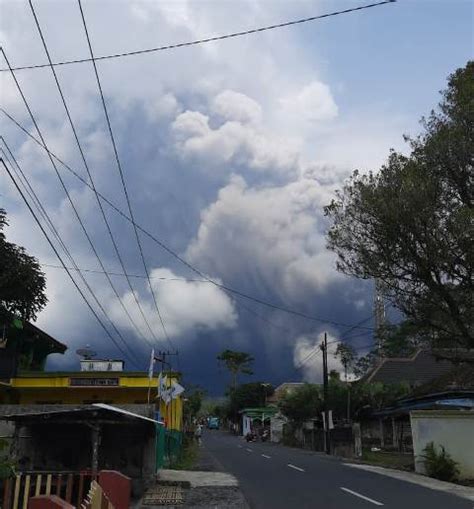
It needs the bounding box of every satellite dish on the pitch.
[76,346,97,360]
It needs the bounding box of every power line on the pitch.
[0,49,144,367]
[41,263,208,282]
[293,320,376,373]
[0,156,141,369]
[40,261,364,340]
[293,339,376,375]
[1,109,375,333]
[28,0,161,350]
[0,1,396,73]
[339,314,374,340]
[0,144,142,368]
[77,0,174,352]
[41,261,312,337]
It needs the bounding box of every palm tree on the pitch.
[217,349,254,390]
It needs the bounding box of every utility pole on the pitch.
[155,350,179,373]
[320,332,330,455]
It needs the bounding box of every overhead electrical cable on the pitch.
[28,0,158,350]
[0,155,141,369]
[77,0,174,353]
[0,1,396,73]
[0,143,141,367]
[292,318,376,373]
[1,109,375,333]
[292,339,377,376]
[42,261,309,335]
[39,261,372,338]
[0,49,144,366]
[41,263,208,282]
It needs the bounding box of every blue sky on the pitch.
[0,0,472,393]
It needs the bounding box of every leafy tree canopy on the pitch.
[228,382,274,419]
[279,379,411,423]
[279,383,321,423]
[0,208,47,322]
[217,349,254,388]
[183,386,206,422]
[325,62,473,348]
[334,343,356,381]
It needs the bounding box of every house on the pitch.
[371,361,474,452]
[0,320,184,496]
[360,349,473,450]
[363,349,455,388]
[0,316,67,380]
[3,403,161,478]
[239,407,278,436]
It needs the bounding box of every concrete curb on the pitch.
[158,469,239,488]
[346,463,474,501]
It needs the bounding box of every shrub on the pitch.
[421,442,459,482]
[0,438,15,480]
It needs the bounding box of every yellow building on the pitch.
[1,370,183,431]
[1,322,184,476]
[0,321,183,430]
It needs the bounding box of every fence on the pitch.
[283,424,355,458]
[80,480,113,509]
[2,472,95,509]
[155,425,182,470]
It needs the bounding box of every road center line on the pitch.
[246,448,253,453]
[287,463,305,472]
[261,454,271,459]
[237,444,242,448]
[340,487,384,506]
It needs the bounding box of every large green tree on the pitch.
[227,382,274,420]
[0,208,47,322]
[325,62,473,348]
[217,349,254,389]
[279,384,322,424]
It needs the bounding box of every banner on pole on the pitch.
[148,348,155,380]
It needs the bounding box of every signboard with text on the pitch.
[69,377,119,387]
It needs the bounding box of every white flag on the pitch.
[170,381,185,400]
[148,348,155,380]
[158,373,168,397]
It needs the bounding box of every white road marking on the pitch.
[261,454,271,459]
[340,487,384,506]
[246,448,253,453]
[237,445,243,448]
[287,464,305,472]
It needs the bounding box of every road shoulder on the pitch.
[346,463,474,502]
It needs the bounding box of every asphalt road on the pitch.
[203,430,472,509]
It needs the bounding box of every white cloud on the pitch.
[148,93,182,121]
[0,0,422,369]
[279,81,338,123]
[107,267,237,341]
[212,90,262,125]
[293,332,347,383]
[186,173,342,301]
[172,103,301,177]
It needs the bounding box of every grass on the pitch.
[361,449,414,471]
[172,438,199,470]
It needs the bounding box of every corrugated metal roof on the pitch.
[366,350,453,385]
[0,403,163,424]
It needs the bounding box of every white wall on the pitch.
[410,410,474,479]
[242,415,252,436]
[80,360,124,372]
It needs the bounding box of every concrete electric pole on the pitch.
[320,332,330,455]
